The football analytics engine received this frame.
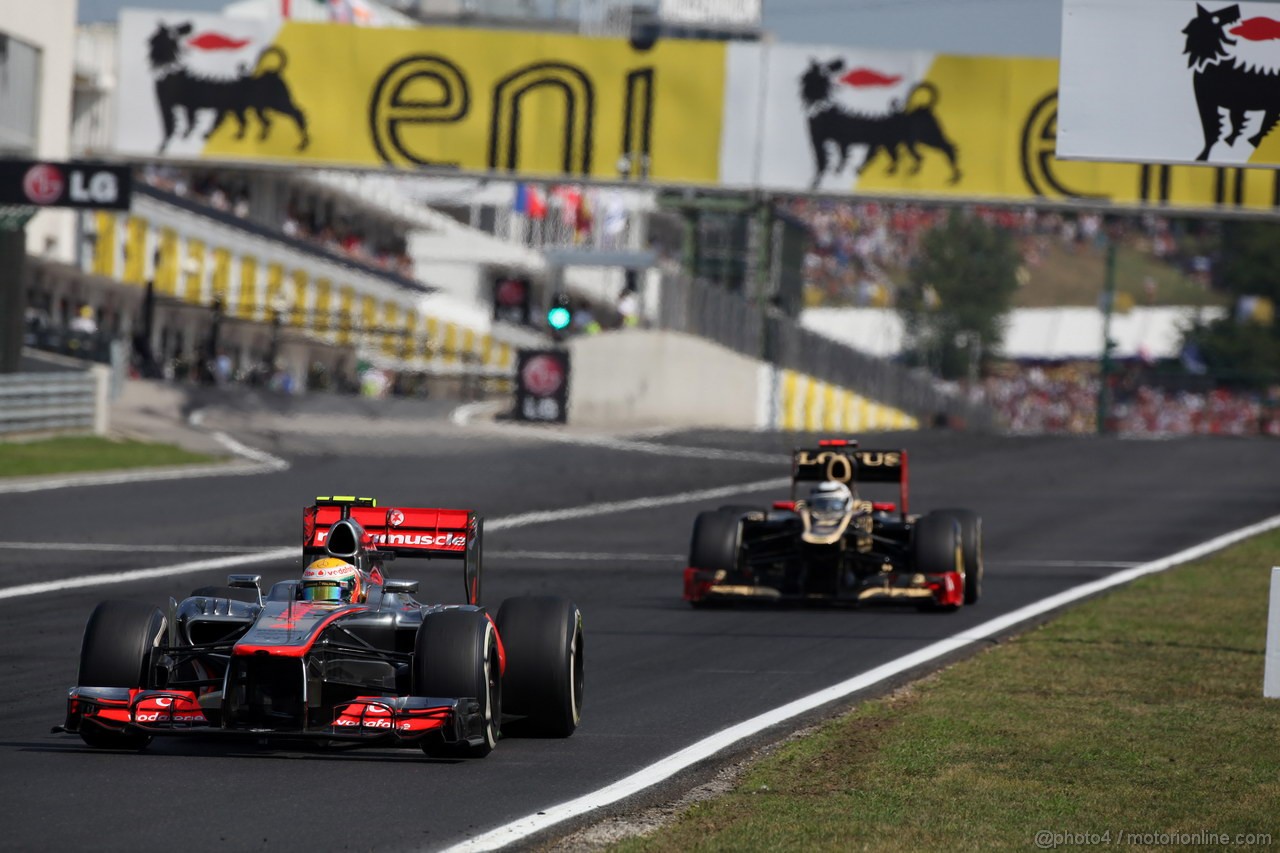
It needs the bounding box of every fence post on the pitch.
[90,365,111,435]
[0,224,28,374]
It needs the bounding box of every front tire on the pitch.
[912,513,964,611]
[496,596,583,738]
[689,510,742,575]
[77,600,165,750]
[934,508,983,605]
[413,609,500,757]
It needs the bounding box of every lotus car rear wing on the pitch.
[790,441,909,519]
[303,497,483,605]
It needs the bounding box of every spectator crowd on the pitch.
[983,363,1280,437]
[785,199,1218,308]
[142,165,415,277]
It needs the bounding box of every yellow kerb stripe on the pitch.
[822,384,838,432]
[443,323,459,365]
[803,377,820,432]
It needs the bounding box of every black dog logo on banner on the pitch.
[147,21,310,154]
[1184,3,1280,161]
[799,58,961,190]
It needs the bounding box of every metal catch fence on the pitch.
[656,275,996,430]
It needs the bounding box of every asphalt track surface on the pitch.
[3,424,1280,852]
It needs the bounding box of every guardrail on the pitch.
[0,371,108,436]
[655,274,997,430]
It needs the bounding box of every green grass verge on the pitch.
[617,532,1280,852]
[0,436,215,478]
[1015,240,1224,309]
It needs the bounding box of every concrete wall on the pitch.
[1,0,79,263]
[567,329,919,432]
[568,330,767,429]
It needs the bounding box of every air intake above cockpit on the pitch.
[325,519,362,559]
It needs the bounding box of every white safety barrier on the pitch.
[0,370,109,436]
[1266,567,1280,698]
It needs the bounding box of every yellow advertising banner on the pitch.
[116,11,726,184]
[114,11,1280,212]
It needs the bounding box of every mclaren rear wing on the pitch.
[790,440,910,518]
[302,497,483,605]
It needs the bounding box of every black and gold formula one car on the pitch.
[682,440,983,609]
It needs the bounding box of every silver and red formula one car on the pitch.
[57,496,583,758]
[683,439,983,609]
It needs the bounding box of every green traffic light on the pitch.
[547,306,572,330]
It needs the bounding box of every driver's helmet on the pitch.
[300,557,363,604]
[808,481,854,521]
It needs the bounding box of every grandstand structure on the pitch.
[27,0,762,394]
[8,0,994,431]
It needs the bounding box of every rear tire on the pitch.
[496,596,583,738]
[689,510,742,575]
[912,513,963,611]
[934,509,983,605]
[413,609,500,758]
[77,600,165,750]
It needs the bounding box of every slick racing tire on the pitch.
[189,585,260,605]
[912,513,964,612]
[496,596,583,738]
[689,510,743,575]
[934,508,983,605]
[716,504,758,516]
[413,609,500,758]
[77,600,166,750]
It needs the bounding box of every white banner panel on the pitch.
[1059,0,1280,168]
[726,44,939,193]
[116,11,288,160]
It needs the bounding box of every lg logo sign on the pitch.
[22,164,122,206]
[516,350,570,424]
[1,161,132,210]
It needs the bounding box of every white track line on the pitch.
[0,431,288,495]
[447,402,782,464]
[0,548,299,600]
[441,510,1280,853]
[498,430,787,465]
[485,551,683,562]
[989,560,1144,568]
[0,542,274,554]
[0,477,786,601]
[485,478,788,531]
[209,431,289,470]
[450,401,505,427]
[0,542,681,561]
